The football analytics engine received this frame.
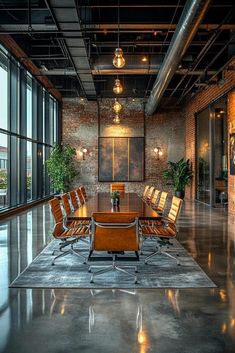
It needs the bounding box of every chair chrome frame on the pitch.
[142,222,181,266]
[89,218,139,284]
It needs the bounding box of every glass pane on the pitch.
[53,100,58,144]
[27,141,32,201]
[49,97,54,145]
[0,56,8,130]
[196,108,211,204]
[0,133,8,209]
[27,77,32,138]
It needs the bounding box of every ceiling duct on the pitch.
[145,0,212,115]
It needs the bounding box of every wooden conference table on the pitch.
[68,192,161,220]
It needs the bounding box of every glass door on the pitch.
[211,98,228,206]
[196,97,228,206]
[196,107,211,204]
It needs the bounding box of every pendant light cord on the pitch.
[118,0,120,48]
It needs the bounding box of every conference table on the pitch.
[68,192,161,220]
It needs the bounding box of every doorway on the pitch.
[196,97,228,207]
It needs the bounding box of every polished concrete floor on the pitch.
[0,201,235,353]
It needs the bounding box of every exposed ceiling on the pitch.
[0,0,235,109]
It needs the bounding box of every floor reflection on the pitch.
[0,201,235,352]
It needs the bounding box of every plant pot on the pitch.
[175,190,185,199]
[111,197,120,206]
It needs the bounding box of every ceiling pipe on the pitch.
[145,0,212,115]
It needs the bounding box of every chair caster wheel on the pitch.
[177,254,179,257]
[88,269,91,273]
[83,261,87,264]
[177,263,180,266]
[134,280,138,284]
[144,262,148,265]
[51,263,55,266]
[135,270,139,273]
[90,280,94,283]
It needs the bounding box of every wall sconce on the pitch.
[77,148,88,160]
[154,147,163,160]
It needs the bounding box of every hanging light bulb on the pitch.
[113,78,123,94]
[113,0,125,68]
[113,114,120,124]
[113,99,122,113]
[113,48,125,68]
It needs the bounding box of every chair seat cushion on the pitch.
[141,223,177,237]
[54,222,89,238]
[67,220,90,227]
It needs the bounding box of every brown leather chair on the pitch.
[140,196,183,265]
[142,185,150,199]
[146,186,155,201]
[89,212,139,283]
[154,191,168,214]
[76,188,85,205]
[150,189,160,207]
[80,186,88,202]
[61,193,89,226]
[69,190,79,210]
[110,183,125,193]
[49,198,90,265]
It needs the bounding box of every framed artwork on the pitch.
[230,133,235,175]
[98,137,144,181]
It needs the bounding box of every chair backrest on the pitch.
[69,190,79,210]
[143,185,149,198]
[76,188,85,205]
[147,186,155,200]
[91,212,139,252]
[80,186,88,201]
[157,191,168,213]
[151,189,160,205]
[49,198,63,223]
[61,193,72,216]
[110,183,125,193]
[167,196,183,224]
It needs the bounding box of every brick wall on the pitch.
[184,58,235,213]
[62,98,185,196]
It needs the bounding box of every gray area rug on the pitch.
[10,239,216,289]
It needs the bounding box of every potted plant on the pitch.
[0,170,7,190]
[162,158,193,199]
[110,190,120,206]
[46,144,77,194]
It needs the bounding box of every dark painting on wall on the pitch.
[98,137,144,181]
[230,133,235,175]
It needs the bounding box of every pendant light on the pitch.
[113,98,122,113]
[113,78,123,94]
[113,114,120,124]
[113,0,125,68]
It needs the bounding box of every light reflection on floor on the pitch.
[0,201,235,352]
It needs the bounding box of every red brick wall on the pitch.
[184,58,235,213]
[62,98,185,195]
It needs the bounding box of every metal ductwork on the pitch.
[145,0,212,115]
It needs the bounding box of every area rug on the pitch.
[10,239,216,289]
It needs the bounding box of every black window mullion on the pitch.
[20,69,27,137]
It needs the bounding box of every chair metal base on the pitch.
[145,246,180,266]
[89,257,138,284]
[51,239,87,265]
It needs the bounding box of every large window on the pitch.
[0,133,8,209]
[0,45,60,212]
[0,52,8,131]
